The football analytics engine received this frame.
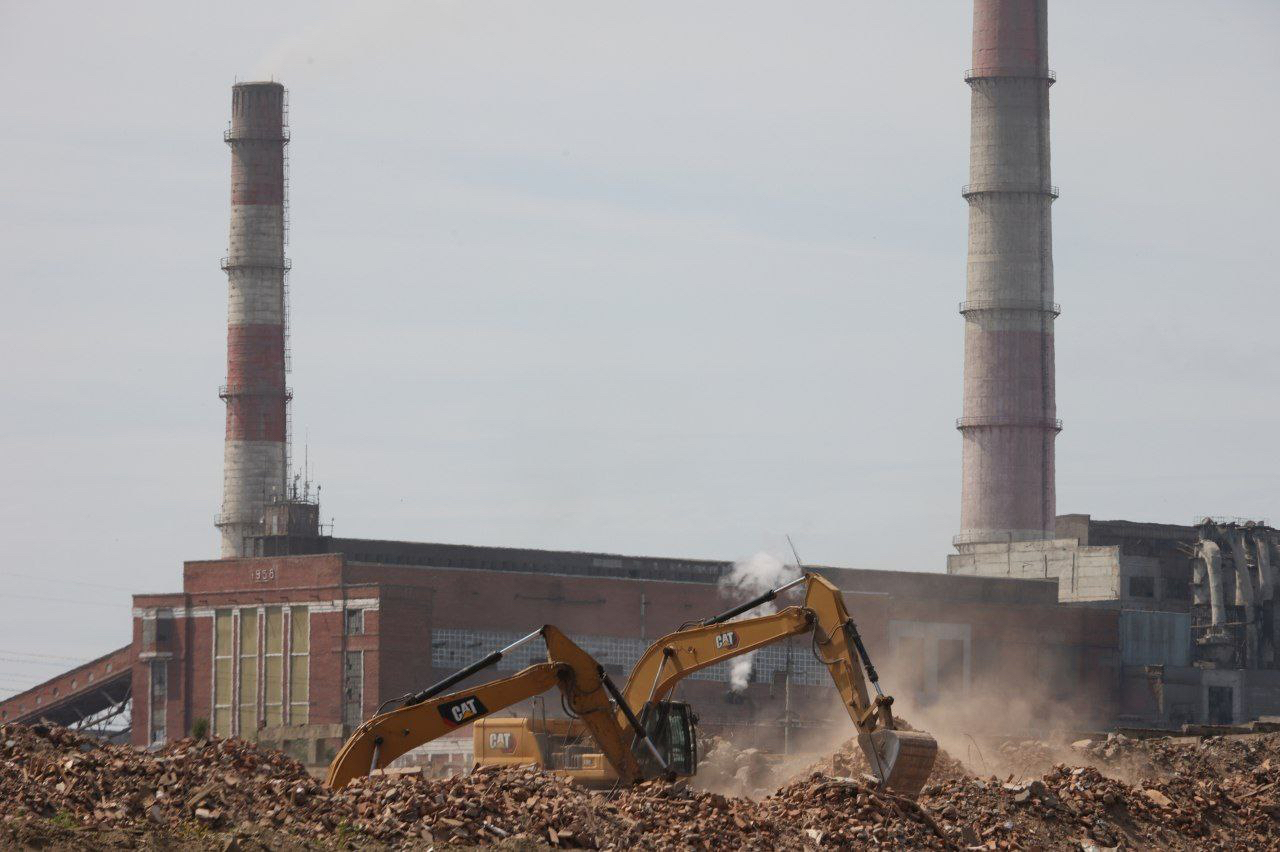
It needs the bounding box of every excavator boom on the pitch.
[325,626,644,789]
[621,605,815,711]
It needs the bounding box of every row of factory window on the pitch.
[429,628,830,686]
[211,606,310,738]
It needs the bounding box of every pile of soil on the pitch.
[3,721,1280,849]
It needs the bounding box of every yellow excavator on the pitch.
[324,625,659,790]
[326,572,938,797]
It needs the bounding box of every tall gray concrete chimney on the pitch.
[956,0,1060,549]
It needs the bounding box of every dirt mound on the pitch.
[4,721,1280,850]
[0,723,943,849]
[920,760,1280,851]
[963,731,1280,788]
[1074,731,1280,779]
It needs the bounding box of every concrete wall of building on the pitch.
[1120,665,1199,726]
[1081,517,1197,611]
[948,554,1194,633]
[1242,671,1280,723]
[1055,514,1091,545]
[1120,665,1280,727]
[947,517,1196,611]
[947,538,1123,603]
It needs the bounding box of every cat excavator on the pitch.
[325,572,938,797]
[324,625,661,790]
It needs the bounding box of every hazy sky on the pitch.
[1,1,1278,693]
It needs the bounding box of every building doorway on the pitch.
[1207,686,1233,725]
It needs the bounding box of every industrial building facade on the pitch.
[950,514,1280,726]
[0,535,1120,764]
[9,517,1278,761]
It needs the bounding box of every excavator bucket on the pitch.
[865,729,938,799]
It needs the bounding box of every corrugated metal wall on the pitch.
[1120,610,1191,667]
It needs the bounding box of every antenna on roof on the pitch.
[786,534,805,573]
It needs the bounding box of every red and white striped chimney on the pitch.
[216,82,290,557]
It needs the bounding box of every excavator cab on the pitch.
[639,700,698,776]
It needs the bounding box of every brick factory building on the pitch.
[1,526,1120,766]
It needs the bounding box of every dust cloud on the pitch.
[694,654,1135,799]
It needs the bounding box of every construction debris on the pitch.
[3,721,1280,849]
[696,735,786,798]
[805,732,970,786]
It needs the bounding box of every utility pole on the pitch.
[783,638,793,755]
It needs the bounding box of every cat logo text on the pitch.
[437,695,489,726]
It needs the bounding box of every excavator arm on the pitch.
[795,573,937,794]
[325,626,647,789]
[622,605,816,711]
[619,572,937,796]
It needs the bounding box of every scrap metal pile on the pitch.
[3,722,1280,850]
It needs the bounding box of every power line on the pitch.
[0,649,90,663]
[0,570,136,593]
[0,656,79,668]
[3,592,130,610]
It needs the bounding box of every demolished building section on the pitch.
[949,515,1280,726]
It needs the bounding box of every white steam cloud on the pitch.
[719,552,801,692]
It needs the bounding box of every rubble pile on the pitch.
[803,734,969,785]
[918,762,1280,850]
[990,739,1060,776]
[1,722,323,848]
[0,724,950,849]
[1071,731,1280,780]
[971,730,1280,787]
[3,721,1280,850]
[695,735,781,798]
